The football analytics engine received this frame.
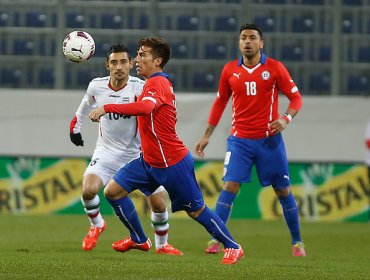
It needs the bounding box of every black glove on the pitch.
[70,133,84,146]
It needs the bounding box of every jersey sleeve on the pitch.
[70,82,97,133]
[276,62,303,112]
[208,65,231,126]
[141,78,165,109]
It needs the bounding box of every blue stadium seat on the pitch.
[140,14,149,29]
[39,68,54,86]
[264,0,286,3]
[253,15,276,32]
[347,75,369,92]
[66,12,85,28]
[215,16,237,32]
[13,39,35,55]
[342,17,353,33]
[343,0,362,5]
[77,70,97,87]
[2,68,22,86]
[281,45,303,61]
[193,72,217,90]
[205,43,227,59]
[319,46,331,61]
[358,47,370,62]
[0,39,7,54]
[0,12,9,26]
[26,12,47,27]
[172,43,189,59]
[178,15,199,30]
[302,0,324,4]
[309,73,330,92]
[292,16,314,33]
[101,14,122,29]
[94,42,110,57]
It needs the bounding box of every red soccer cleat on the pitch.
[205,240,221,254]
[292,242,306,257]
[156,244,183,255]
[221,245,244,265]
[82,221,106,251]
[112,237,152,253]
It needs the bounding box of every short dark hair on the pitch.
[106,43,131,61]
[137,37,172,68]
[239,23,263,39]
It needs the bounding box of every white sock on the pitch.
[151,210,169,249]
[81,195,104,228]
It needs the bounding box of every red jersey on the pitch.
[137,73,188,168]
[208,53,302,139]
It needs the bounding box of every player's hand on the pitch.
[194,138,209,158]
[70,132,84,146]
[269,117,288,135]
[89,107,106,122]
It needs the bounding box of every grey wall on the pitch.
[1,89,369,162]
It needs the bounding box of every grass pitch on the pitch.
[0,215,369,280]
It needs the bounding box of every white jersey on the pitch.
[365,118,370,166]
[72,75,144,161]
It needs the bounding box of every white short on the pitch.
[84,150,164,195]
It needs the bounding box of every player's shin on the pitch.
[81,195,104,227]
[278,192,302,244]
[194,206,239,249]
[107,197,148,243]
[151,210,169,248]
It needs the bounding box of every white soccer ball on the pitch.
[62,30,95,63]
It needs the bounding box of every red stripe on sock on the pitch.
[154,230,168,236]
[88,211,100,219]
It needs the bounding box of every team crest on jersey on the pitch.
[261,71,270,80]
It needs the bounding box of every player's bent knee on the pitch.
[104,179,128,200]
[223,181,240,194]
[187,205,205,219]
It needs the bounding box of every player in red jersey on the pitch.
[195,23,306,257]
[89,37,244,265]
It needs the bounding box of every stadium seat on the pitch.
[343,0,362,5]
[178,15,199,30]
[253,15,276,32]
[171,43,189,59]
[309,73,330,92]
[2,68,22,86]
[101,14,122,29]
[302,0,324,4]
[66,12,85,28]
[347,75,370,92]
[342,17,353,33]
[264,0,286,3]
[193,72,217,90]
[319,46,331,61]
[205,43,227,59]
[281,45,303,61]
[140,14,149,29]
[77,70,98,87]
[292,16,314,33]
[215,16,237,32]
[94,42,110,57]
[39,68,54,87]
[358,47,370,62]
[13,39,35,55]
[0,39,6,54]
[0,12,9,26]
[26,12,47,27]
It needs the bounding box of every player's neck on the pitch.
[109,77,128,90]
[243,52,261,67]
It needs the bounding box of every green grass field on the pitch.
[0,215,369,280]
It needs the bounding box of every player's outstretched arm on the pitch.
[195,124,215,158]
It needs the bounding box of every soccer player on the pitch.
[89,37,244,265]
[194,23,306,257]
[69,43,182,255]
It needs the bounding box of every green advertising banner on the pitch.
[0,157,369,222]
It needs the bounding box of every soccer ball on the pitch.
[62,30,95,63]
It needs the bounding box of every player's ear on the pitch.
[260,40,264,49]
[129,59,134,69]
[154,57,163,68]
[105,61,109,71]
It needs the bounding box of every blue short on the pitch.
[223,133,290,189]
[113,152,205,213]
